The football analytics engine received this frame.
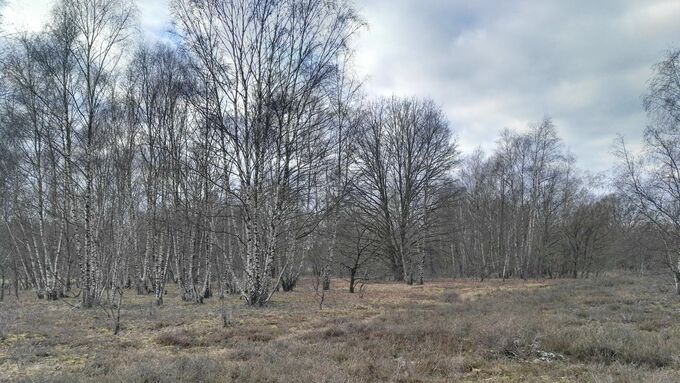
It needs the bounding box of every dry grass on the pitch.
[1,275,680,382]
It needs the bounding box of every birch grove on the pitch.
[0,0,657,309]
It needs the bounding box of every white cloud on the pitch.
[3,0,678,173]
[355,0,680,172]
[1,0,173,42]
[2,0,54,34]
[136,0,172,42]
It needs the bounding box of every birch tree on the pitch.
[126,43,192,304]
[2,35,68,300]
[615,49,680,294]
[64,0,134,307]
[174,0,362,305]
[355,97,457,283]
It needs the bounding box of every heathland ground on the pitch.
[1,275,679,382]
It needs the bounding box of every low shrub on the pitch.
[441,290,461,303]
[155,328,194,348]
[544,324,675,367]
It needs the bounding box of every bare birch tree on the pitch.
[615,49,680,293]
[174,0,362,305]
[64,0,134,307]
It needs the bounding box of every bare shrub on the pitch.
[102,286,124,335]
[544,324,675,367]
[107,355,225,383]
[156,328,195,348]
[0,310,6,341]
[0,303,15,342]
[245,331,274,342]
[359,281,368,299]
[219,297,233,328]
[441,289,460,303]
[321,326,346,339]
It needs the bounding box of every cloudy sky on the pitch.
[3,0,680,172]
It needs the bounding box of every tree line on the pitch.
[0,0,677,310]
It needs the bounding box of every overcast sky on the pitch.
[3,0,680,173]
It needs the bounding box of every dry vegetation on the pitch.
[0,275,679,382]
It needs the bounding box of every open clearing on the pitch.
[1,275,680,382]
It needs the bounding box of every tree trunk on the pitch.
[322,222,338,291]
[391,259,404,282]
[0,268,5,301]
[349,268,356,293]
[322,268,331,291]
[417,247,425,285]
[13,257,19,300]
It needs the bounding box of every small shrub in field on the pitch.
[174,356,223,382]
[441,290,460,303]
[108,355,224,383]
[322,326,346,338]
[657,284,671,294]
[0,313,6,341]
[544,324,675,367]
[0,304,15,342]
[156,328,194,348]
[475,316,541,359]
[219,297,233,328]
[593,279,616,288]
[229,348,258,361]
[245,331,273,342]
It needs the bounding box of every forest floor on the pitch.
[1,274,680,382]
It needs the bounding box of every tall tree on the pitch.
[355,97,457,283]
[64,0,134,307]
[174,0,363,305]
